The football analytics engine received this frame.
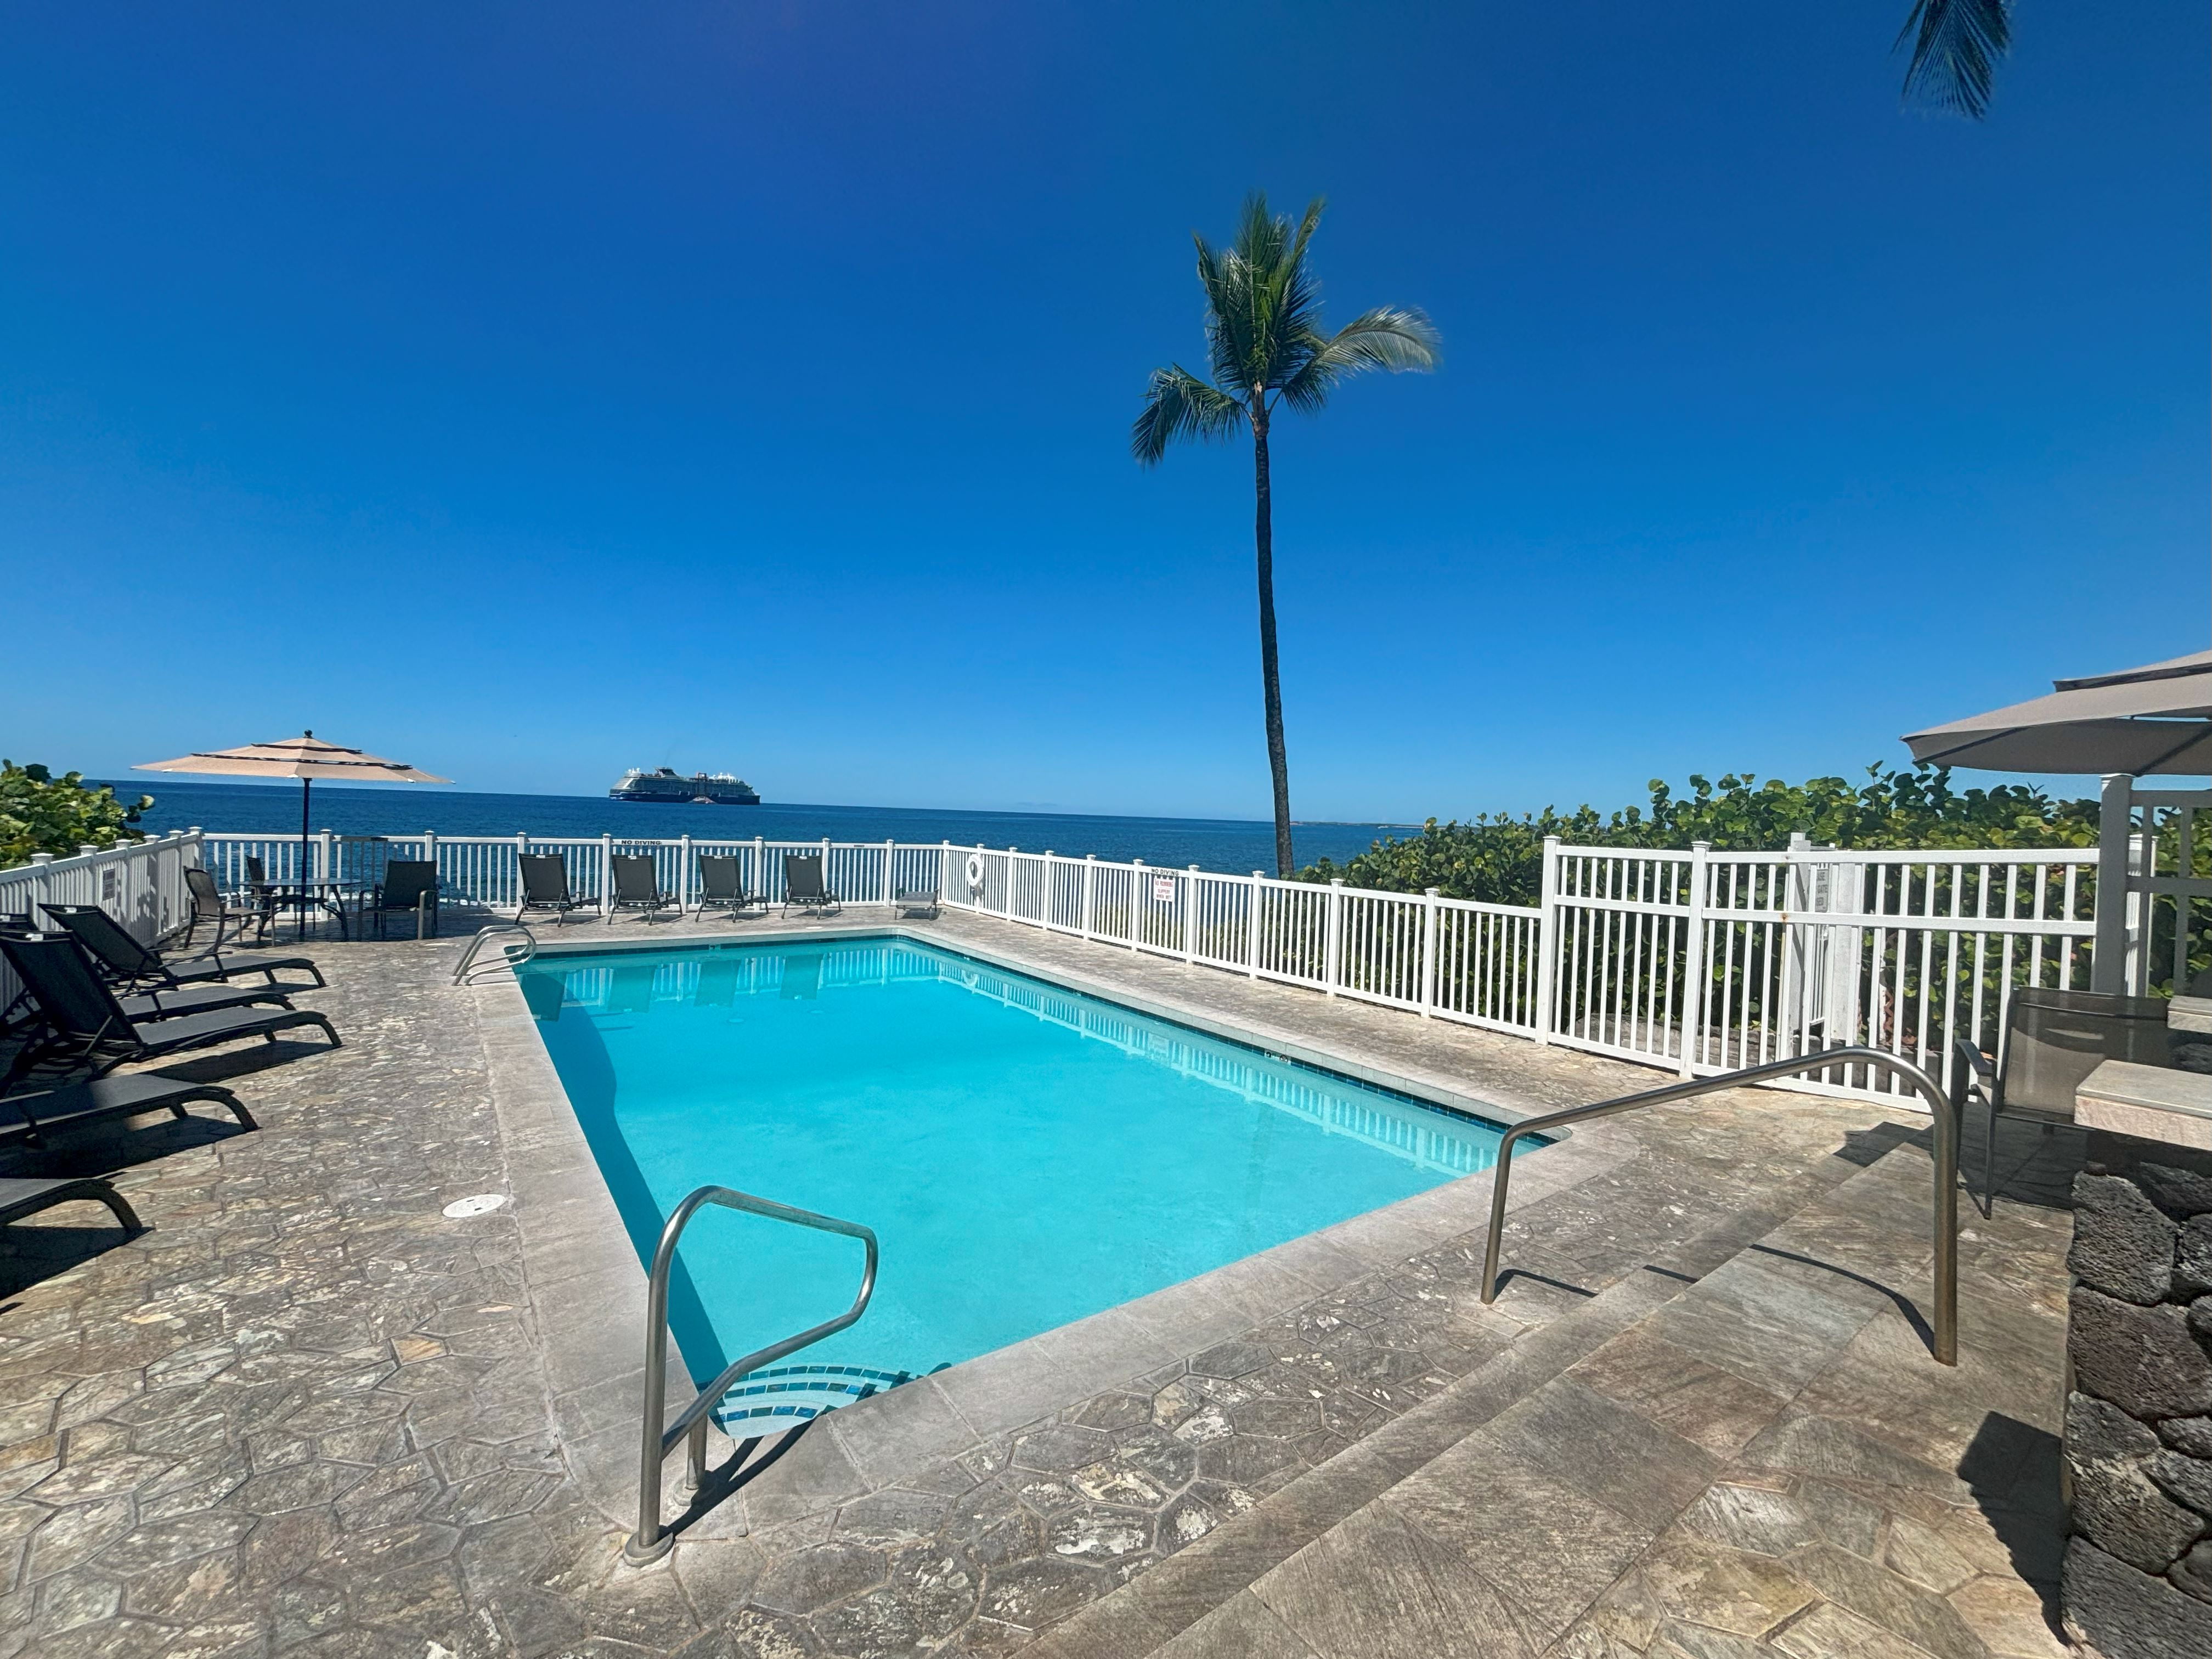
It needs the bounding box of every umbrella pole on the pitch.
[300,777,313,939]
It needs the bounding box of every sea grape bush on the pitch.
[0,761,154,867]
[1299,765,2099,907]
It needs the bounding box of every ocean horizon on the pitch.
[106,779,1415,876]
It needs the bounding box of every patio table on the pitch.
[255,877,362,942]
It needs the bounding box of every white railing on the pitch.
[182,827,2107,1112]
[0,831,204,1011]
[1540,834,2097,1106]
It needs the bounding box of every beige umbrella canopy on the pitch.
[1904,649,2212,776]
[136,731,452,881]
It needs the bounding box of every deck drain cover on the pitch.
[443,1194,508,1218]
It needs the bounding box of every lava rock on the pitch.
[2175,1541,2212,1605]
[2156,1417,2212,1459]
[2066,1537,2212,1658]
[2148,1449,2212,1520]
[2072,1173,2180,1304]
[2074,1392,2162,1462]
[2141,1161,2212,1220]
[2071,1425,2206,1573]
[2179,1216,2212,1297]
[2072,1289,2212,1419]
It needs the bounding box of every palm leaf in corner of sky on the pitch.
[1895,0,2012,120]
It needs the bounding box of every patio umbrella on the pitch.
[1903,648,2212,775]
[134,731,452,887]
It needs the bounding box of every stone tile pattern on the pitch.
[1030,1121,2090,1659]
[0,912,2081,1657]
[2058,1142,2212,1658]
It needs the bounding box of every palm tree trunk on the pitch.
[1251,406,1294,877]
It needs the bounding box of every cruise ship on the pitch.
[608,768,761,805]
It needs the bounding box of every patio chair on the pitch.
[1951,988,2172,1214]
[893,887,940,919]
[0,1069,256,1148]
[182,866,272,951]
[695,855,766,922]
[608,854,675,925]
[0,934,339,1081]
[12,928,296,1023]
[516,854,592,925]
[781,854,841,917]
[359,861,442,940]
[36,904,322,991]
[0,1176,143,1238]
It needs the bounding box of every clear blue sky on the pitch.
[4,3,2205,820]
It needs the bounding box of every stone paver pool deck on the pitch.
[0,908,2086,1658]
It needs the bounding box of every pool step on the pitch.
[1023,1140,1951,1659]
[714,1362,921,1429]
[1019,1257,1700,1659]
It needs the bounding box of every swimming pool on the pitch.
[519,935,1519,1421]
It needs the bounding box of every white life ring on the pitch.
[964,852,986,890]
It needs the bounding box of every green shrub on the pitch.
[0,761,156,868]
[1299,765,2098,906]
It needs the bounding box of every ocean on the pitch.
[105,780,1412,876]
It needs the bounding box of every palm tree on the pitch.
[1132,193,1438,877]
[1897,0,2012,119]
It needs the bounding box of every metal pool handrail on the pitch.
[626,1184,879,1564]
[452,923,537,985]
[1479,1046,1960,1366]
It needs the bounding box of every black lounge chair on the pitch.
[38,904,323,990]
[0,934,339,1080]
[359,861,443,940]
[893,888,940,919]
[0,1070,256,1147]
[182,867,272,951]
[608,854,675,924]
[0,1176,143,1237]
[694,855,766,922]
[781,854,841,917]
[516,854,592,925]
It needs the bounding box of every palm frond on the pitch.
[1896,0,2010,119]
[1131,366,1247,465]
[1277,308,1441,414]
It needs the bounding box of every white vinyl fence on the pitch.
[189,826,2104,1111]
[0,822,2096,1114]
[0,831,204,1013]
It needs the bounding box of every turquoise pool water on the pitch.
[519,936,1516,1420]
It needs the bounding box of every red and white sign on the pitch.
[1152,876,1176,902]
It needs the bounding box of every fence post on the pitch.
[756,835,767,901]
[2092,774,2134,994]
[1184,866,1200,963]
[1678,841,1713,1079]
[1534,837,1561,1044]
[941,841,952,907]
[317,829,332,884]
[1248,873,1265,978]
[884,839,896,908]
[680,834,694,912]
[1324,879,1344,996]
[1419,888,1440,1018]
[1082,855,1096,939]
[600,833,614,916]
[1041,851,1055,930]
[1131,860,1146,951]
